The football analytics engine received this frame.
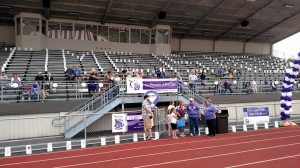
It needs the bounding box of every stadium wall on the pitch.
[171,37,272,55]
[0,100,299,140]
[0,25,15,45]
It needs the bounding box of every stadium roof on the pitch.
[0,0,300,43]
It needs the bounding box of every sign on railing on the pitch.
[126,78,178,93]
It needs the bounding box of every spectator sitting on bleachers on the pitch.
[236,69,242,80]
[223,68,229,77]
[21,81,33,101]
[81,71,88,81]
[218,68,224,77]
[31,81,41,100]
[271,80,277,91]
[11,73,21,87]
[228,72,234,78]
[161,66,166,78]
[65,65,74,80]
[73,66,81,81]
[104,70,113,88]
[0,71,8,88]
[35,72,44,81]
[88,69,100,96]
[200,70,206,81]
[223,80,233,93]
[154,66,161,77]
[251,80,258,93]
[45,72,54,93]
[243,81,251,94]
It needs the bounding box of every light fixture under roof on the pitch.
[0,5,13,9]
[266,36,273,39]
[202,31,212,34]
[283,4,294,8]
[128,17,140,21]
[68,12,82,16]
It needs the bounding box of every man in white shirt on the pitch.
[189,70,198,94]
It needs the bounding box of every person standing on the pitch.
[186,98,202,136]
[177,100,187,137]
[142,95,154,141]
[170,107,178,139]
[189,70,198,94]
[203,98,218,137]
[167,100,175,136]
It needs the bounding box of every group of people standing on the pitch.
[167,98,218,139]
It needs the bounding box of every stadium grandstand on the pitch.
[0,0,300,167]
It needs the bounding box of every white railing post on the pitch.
[45,48,48,72]
[62,49,67,71]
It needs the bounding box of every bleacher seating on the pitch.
[0,49,291,102]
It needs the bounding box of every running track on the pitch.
[0,127,299,168]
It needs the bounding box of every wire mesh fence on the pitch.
[0,108,167,156]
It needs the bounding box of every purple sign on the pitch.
[127,112,144,131]
[143,81,177,90]
[243,107,269,117]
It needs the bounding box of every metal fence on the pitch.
[0,108,166,156]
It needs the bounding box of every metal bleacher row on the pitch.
[0,48,290,102]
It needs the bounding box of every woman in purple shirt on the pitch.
[204,98,218,137]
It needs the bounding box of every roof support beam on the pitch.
[246,11,300,42]
[101,0,114,24]
[216,0,274,40]
[43,0,50,20]
[149,0,173,28]
[182,0,225,38]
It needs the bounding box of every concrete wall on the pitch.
[0,100,299,141]
[172,38,272,55]
[0,25,15,45]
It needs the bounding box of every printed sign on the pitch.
[112,113,127,133]
[127,112,144,131]
[126,78,178,93]
[243,107,270,125]
[112,111,145,133]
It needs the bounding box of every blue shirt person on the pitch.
[203,98,218,137]
[186,98,202,136]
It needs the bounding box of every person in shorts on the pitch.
[170,107,178,139]
[142,95,155,141]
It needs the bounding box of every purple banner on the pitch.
[127,112,144,131]
[143,81,177,90]
[243,107,269,117]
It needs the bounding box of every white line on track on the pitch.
[132,143,300,168]
[51,135,300,168]
[1,130,300,167]
[225,154,300,168]
[1,128,299,161]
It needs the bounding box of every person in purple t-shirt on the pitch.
[203,98,218,136]
[186,98,202,136]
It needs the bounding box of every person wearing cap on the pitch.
[203,98,218,137]
[186,98,202,136]
[142,95,155,140]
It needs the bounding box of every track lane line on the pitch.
[49,136,300,168]
[132,143,300,168]
[1,127,298,160]
[225,154,300,168]
[1,130,300,167]
[1,128,299,165]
